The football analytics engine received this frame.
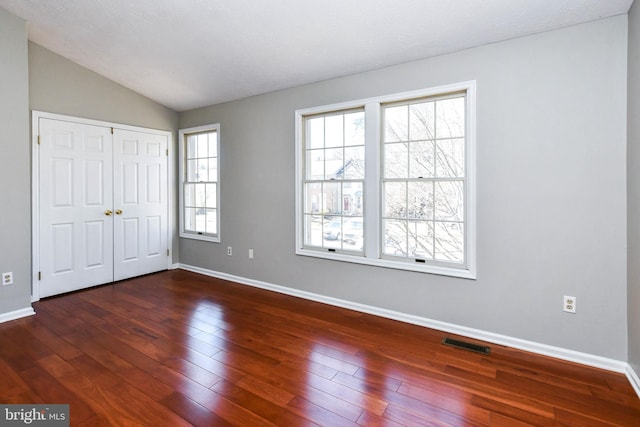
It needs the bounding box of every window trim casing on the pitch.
[178,123,221,243]
[295,81,476,279]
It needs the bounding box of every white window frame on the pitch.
[295,81,476,279]
[179,124,221,243]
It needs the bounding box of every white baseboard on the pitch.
[0,306,35,324]
[178,264,638,397]
[627,365,640,398]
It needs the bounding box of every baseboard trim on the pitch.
[178,264,637,396]
[0,306,35,324]
[627,365,640,398]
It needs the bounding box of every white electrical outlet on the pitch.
[227,246,232,256]
[2,272,13,286]
[249,249,254,259]
[563,296,576,314]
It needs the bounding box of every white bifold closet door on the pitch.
[38,117,168,298]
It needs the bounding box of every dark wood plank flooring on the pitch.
[1,269,639,426]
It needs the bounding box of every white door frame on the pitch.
[31,111,175,302]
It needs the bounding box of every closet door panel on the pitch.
[113,129,168,281]
[39,118,114,297]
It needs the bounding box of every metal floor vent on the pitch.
[442,337,491,355]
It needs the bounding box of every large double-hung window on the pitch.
[296,82,476,278]
[302,109,365,253]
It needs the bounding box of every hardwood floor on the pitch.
[1,269,639,426]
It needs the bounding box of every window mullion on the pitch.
[363,102,380,258]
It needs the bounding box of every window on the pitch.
[303,109,365,253]
[179,124,220,242]
[295,82,476,278]
[382,96,466,263]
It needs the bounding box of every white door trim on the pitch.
[31,110,174,301]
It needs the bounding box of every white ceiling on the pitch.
[0,0,633,112]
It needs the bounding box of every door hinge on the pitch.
[37,135,41,145]
[111,127,114,135]
[38,272,41,281]
[167,249,170,256]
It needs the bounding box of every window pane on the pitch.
[305,215,323,246]
[409,102,435,141]
[187,159,198,182]
[343,147,365,179]
[323,182,342,215]
[208,159,218,182]
[197,133,209,158]
[385,105,408,142]
[206,183,217,209]
[306,149,325,180]
[384,142,408,178]
[305,182,322,214]
[323,217,343,246]
[307,117,324,149]
[187,135,197,159]
[434,181,464,221]
[384,182,406,218]
[194,183,206,208]
[345,112,365,146]
[343,182,363,216]
[184,183,196,207]
[325,115,343,148]
[436,97,465,138]
[409,140,434,178]
[184,207,196,232]
[408,220,434,259]
[195,208,206,233]
[325,148,343,179]
[407,181,433,219]
[384,219,408,256]
[197,158,208,181]
[205,208,217,234]
[435,221,464,263]
[343,217,363,251]
[435,138,464,178]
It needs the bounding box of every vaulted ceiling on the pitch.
[0,0,633,111]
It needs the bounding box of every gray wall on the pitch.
[180,16,629,360]
[29,42,178,132]
[28,42,181,263]
[0,8,31,315]
[629,1,640,373]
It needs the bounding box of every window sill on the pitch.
[296,247,476,279]
[180,232,220,243]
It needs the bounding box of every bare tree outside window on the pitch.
[382,96,466,263]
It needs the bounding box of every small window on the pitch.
[179,124,220,242]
